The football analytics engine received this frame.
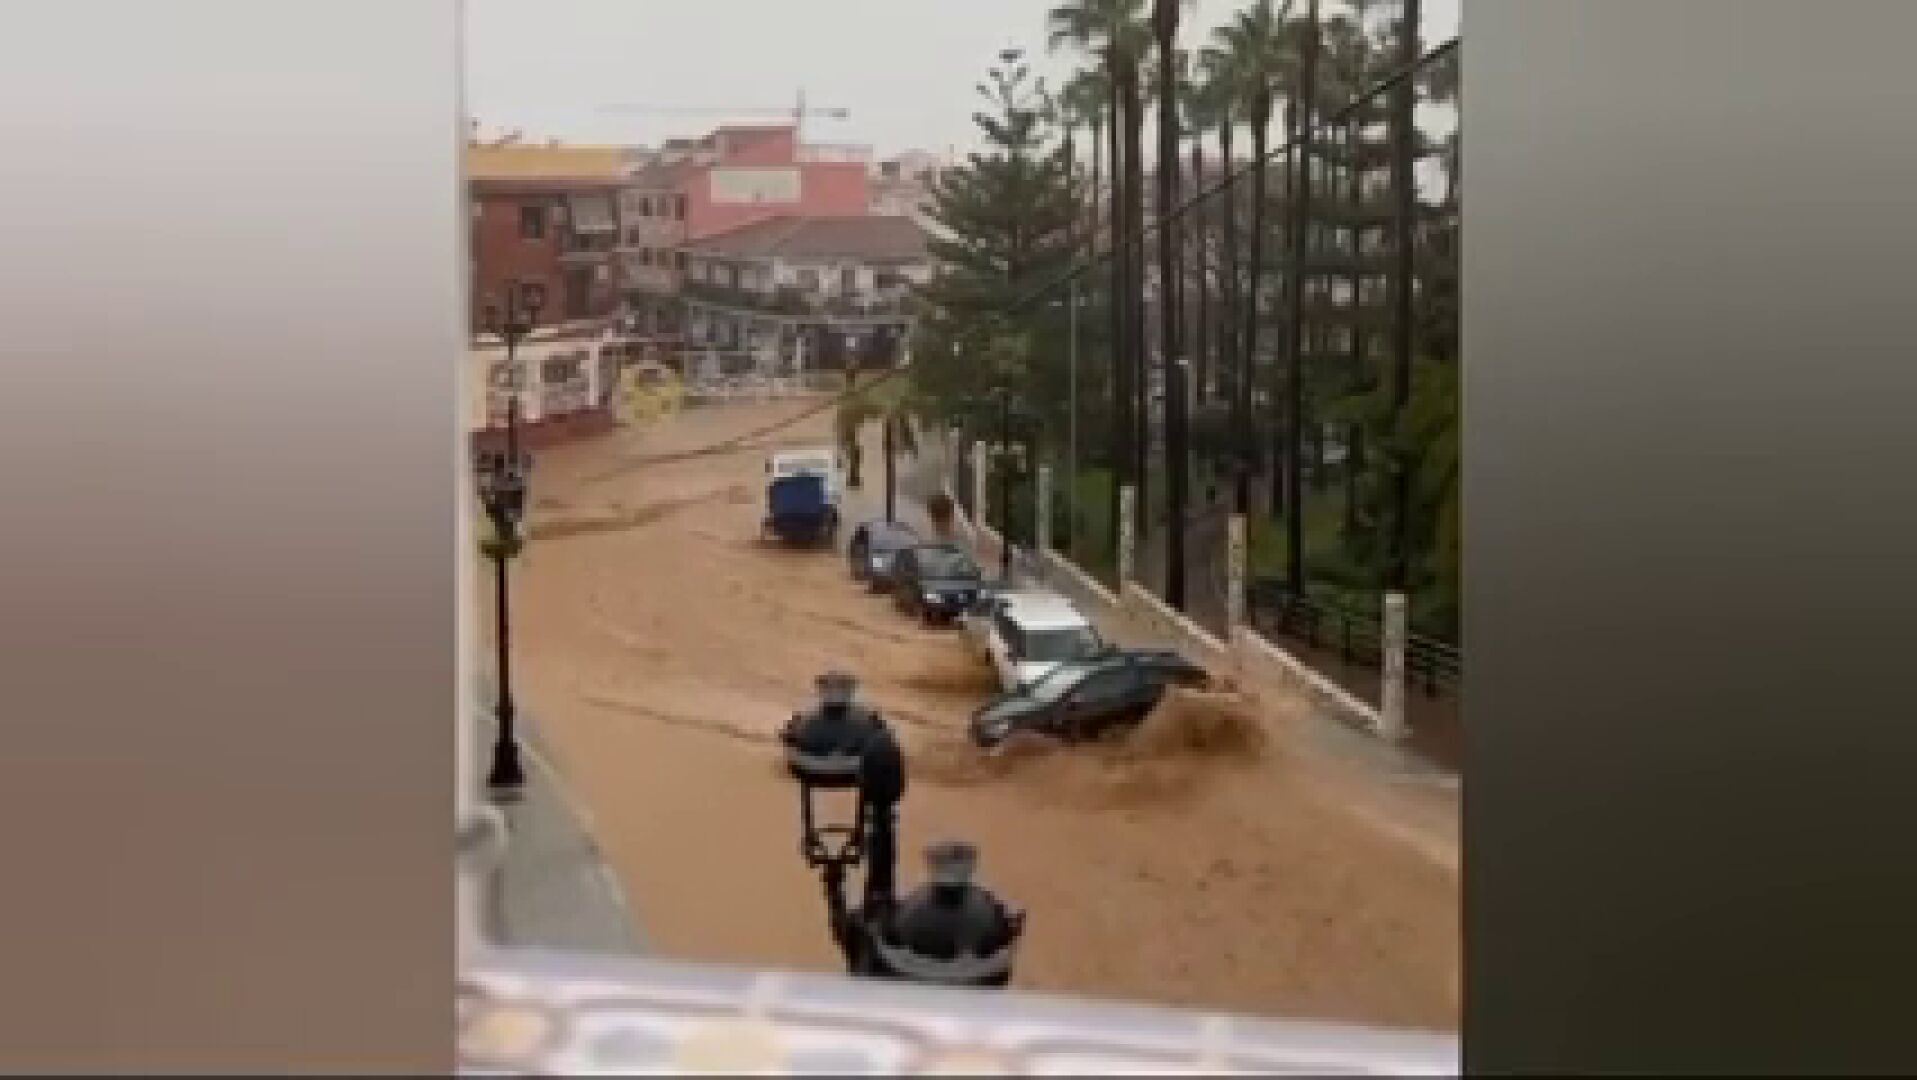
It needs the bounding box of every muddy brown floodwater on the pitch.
[494,398,1460,1032]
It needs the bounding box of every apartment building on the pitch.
[677,214,930,377]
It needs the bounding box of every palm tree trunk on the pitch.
[1243,100,1271,518]
[1106,73,1133,555]
[1155,5,1187,608]
[1387,0,1421,592]
[1344,115,1366,539]
[1191,140,1209,410]
[1090,119,1104,258]
[1269,96,1296,522]
[1284,0,1323,592]
[1218,119,1247,512]
[1120,58,1149,547]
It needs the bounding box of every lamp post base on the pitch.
[486,735,526,797]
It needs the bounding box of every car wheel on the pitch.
[972,713,1017,749]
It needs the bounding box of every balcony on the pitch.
[681,280,810,318]
[680,280,912,325]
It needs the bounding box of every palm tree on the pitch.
[1179,64,1219,414]
[1421,46,1460,208]
[1208,0,1297,516]
[1151,0,1195,607]
[1280,0,1323,594]
[1387,0,1422,591]
[1060,68,1109,255]
[836,375,923,524]
[1048,0,1150,553]
[1318,5,1381,540]
[1198,48,1244,502]
[1117,48,1149,544]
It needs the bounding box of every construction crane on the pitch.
[596,89,850,142]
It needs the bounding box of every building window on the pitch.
[543,353,583,386]
[674,250,688,272]
[516,279,548,313]
[519,203,545,240]
[673,195,687,220]
[797,267,820,291]
[564,266,594,320]
[638,248,652,266]
[639,196,653,217]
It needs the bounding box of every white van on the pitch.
[768,446,843,503]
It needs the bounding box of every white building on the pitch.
[677,214,931,375]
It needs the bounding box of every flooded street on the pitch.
[496,398,1459,1032]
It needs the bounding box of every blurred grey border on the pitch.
[1465,0,1917,1072]
[0,1,458,1071]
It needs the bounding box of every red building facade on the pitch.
[469,175,628,332]
[619,124,873,348]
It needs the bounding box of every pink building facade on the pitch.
[620,124,874,351]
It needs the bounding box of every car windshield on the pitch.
[1020,626,1103,663]
[1021,661,1088,704]
[870,526,916,552]
[914,548,978,579]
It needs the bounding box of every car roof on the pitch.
[860,519,918,539]
[993,593,1092,629]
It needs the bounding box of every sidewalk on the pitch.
[474,699,644,955]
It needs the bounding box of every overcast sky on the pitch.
[463,0,1460,160]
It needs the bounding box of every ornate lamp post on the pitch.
[476,289,541,795]
[780,671,1025,984]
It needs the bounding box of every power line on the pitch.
[583,36,1459,479]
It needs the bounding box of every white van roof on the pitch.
[770,448,836,475]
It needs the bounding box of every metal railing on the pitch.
[1247,578,1461,697]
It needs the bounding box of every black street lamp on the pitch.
[477,290,541,795]
[780,671,1025,985]
[781,670,905,965]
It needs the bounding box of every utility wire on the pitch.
[582,36,1459,482]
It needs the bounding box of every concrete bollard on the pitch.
[1117,484,1137,586]
[971,439,989,535]
[1226,513,1247,632]
[1379,591,1410,741]
[1036,464,1053,555]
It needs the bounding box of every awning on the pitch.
[568,194,617,234]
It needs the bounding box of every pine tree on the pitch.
[913,54,1086,444]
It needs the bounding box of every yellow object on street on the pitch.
[619,365,683,424]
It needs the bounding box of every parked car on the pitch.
[959,591,1106,693]
[890,542,986,624]
[846,519,921,590]
[968,648,1209,749]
